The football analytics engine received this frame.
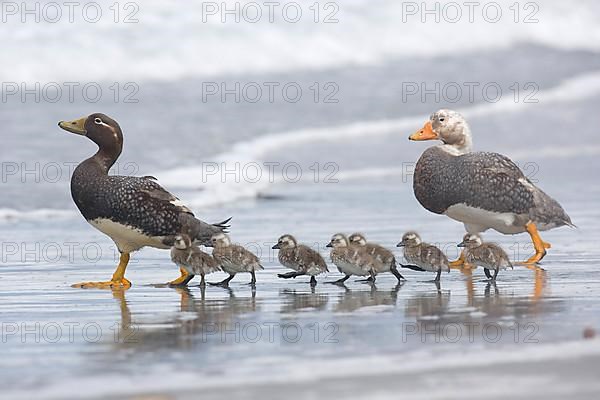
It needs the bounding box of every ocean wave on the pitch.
[0,208,75,223]
[1,0,600,82]
[6,70,600,221]
[332,143,600,183]
[156,70,600,208]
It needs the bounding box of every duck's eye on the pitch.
[439,117,445,122]
[94,118,103,125]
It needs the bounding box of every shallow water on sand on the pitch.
[1,179,599,400]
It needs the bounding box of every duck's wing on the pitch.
[415,147,529,216]
[102,176,229,242]
[456,152,571,227]
[232,244,262,269]
[371,243,395,264]
[136,176,195,215]
[136,178,232,231]
[487,243,513,269]
[298,245,328,272]
[449,152,534,215]
[421,244,448,267]
[191,247,220,272]
[94,176,190,233]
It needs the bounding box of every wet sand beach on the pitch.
[2,1,600,398]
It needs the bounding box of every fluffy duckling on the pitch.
[171,234,221,286]
[396,232,449,282]
[272,234,329,286]
[326,233,376,284]
[348,233,405,282]
[458,234,513,280]
[209,233,263,286]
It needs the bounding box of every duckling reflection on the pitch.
[461,262,549,306]
[333,283,403,313]
[404,287,451,321]
[466,269,558,322]
[107,285,261,352]
[279,289,329,313]
[405,267,560,331]
[111,287,132,333]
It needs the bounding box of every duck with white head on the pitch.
[409,109,573,266]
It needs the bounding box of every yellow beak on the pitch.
[409,121,438,141]
[58,117,87,135]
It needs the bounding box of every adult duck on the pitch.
[409,109,572,265]
[58,113,230,288]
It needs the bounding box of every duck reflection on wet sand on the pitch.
[108,286,260,352]
[404,266,565,336]
[106,266,560,353]
[279,288,329,313]
[332,283,404,313]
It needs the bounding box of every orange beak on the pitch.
[409,121,438,141]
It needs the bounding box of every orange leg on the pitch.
[450,251,476,273]
[532,267,547,300]
[517,264,547,299]
[461,267,475,306]
[449,251,466,269]
[72,253,132,289]
[168,267,194,286]
[524,222,549,264]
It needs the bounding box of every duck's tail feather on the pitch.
[181,214,233,246]
[213,217,232,232]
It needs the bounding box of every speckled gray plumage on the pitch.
[330,247,374,277]
[402,242,449,273]
[414,146,571,229]
[465,243,512,271]
[68,113,229,252]
[171,246,221,276]
[357,243,396,273]
[278,245,328,276]
[212,243,263,274]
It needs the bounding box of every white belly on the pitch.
[335,261,368,276]
[445,204,526,234]
[221,261,246,275]
[89,218,169,253]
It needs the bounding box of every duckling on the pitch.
[272,234,329,286]
[326,233,375,285]
[458,234,513,280]
[209,233,264,286]
[396,232,449,282]
[348,233,405,282]
[171,234,221,286]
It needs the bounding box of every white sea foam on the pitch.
[1,0,600,82]
[5,70,600,220]
[155,70,600,208]
[0,208,75,222]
